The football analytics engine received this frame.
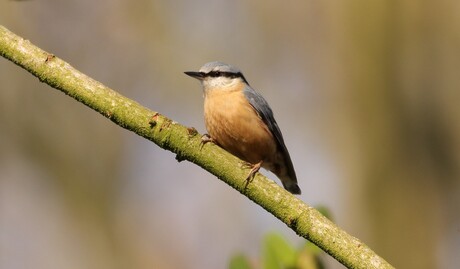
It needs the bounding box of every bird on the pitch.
[184,61,301,195]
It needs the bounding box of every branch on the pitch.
[0,25,394,269]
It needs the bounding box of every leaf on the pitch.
[229,254,253,269]
[262,232,297,269]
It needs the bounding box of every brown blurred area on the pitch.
[1,1,459,268]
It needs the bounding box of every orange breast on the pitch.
[204,88,277,164]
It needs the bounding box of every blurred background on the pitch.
[1,1,459,268]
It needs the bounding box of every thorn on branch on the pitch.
[149,113,173,131]
[149,112,160,127]
[186,127,198,138]
[44,53,55,63]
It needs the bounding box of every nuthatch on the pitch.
[185,62,301,195]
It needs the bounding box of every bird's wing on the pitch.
[243,86,286,147]
[243,85,299,192]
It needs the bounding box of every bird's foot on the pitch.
[200,133,215,149]
[244,160,263,188]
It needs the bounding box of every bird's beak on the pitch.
[184,71,204,80]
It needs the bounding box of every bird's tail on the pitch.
[268,147,301,195]
[280,175,302,195]
[276,151,301,195]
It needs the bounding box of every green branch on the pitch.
[0,25,394,269]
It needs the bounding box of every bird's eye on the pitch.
[212,71,221,77]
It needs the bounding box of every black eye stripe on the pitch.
[205,71,242,78]
[210,71,221,77]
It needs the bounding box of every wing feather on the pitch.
[243,86,297,181]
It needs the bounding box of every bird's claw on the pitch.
[200,134,215,149]
[244,161,263,188]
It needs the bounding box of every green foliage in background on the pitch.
[229,207,332,269]
[229,232,324,269]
